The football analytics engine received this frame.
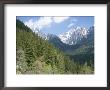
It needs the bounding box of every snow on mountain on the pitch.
[58,26,93,45]
[33,25,94,46]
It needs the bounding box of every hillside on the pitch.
[16,19,94,74]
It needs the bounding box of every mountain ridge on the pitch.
[58,26,94,45]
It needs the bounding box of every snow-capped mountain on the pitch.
[34,25,94,46]
[58,26,94,45]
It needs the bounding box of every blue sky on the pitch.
[17,16,94,36]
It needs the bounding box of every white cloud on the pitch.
[36,17,53,30]
[25,17,53,31]
[53,16,69,23]
[67,23,75,28]
[25,16,70,31]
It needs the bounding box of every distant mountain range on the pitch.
[46,26,94,52]
[36,26,94,46]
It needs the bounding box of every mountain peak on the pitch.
[58,26,93,45]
